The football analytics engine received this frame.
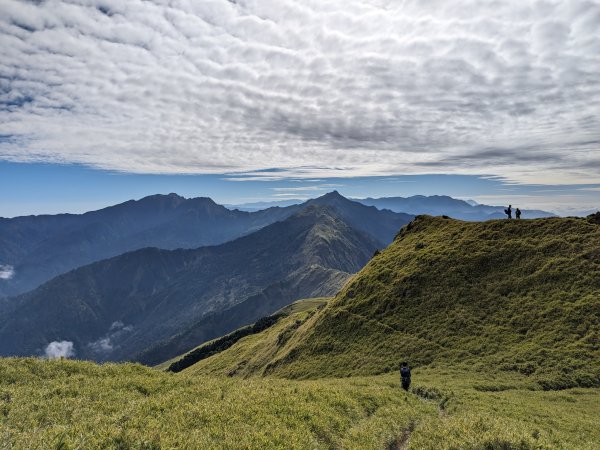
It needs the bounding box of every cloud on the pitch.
[272,193,309,198]
[88,337,113,353]
[44,340,75,359]
[0,265,15,280]
[0,0,599,184]
[271,183,343,192]
[87,321,133,354]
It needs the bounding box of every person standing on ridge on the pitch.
[504,205,512,219]
[400,361,411,391]
[515,208,521,219]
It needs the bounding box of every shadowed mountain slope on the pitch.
[0,194,290,297]
[0,206,380,362]
[185,214,600,389]
[0,192,411,297]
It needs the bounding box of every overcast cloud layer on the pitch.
[1,0,599,183]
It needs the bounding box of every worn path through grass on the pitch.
[1,358,598,449]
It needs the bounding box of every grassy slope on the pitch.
[156,298,329,372]
[183,296,600,449]
[180,298,329,377]
[0,358,435,449]
[408,368,600,449]
[174,216,600,448]
[1,358,598,449]
[3,216,599,449]
[236,216,599,388]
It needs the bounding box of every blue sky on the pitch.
[1,162,598,218]
[1,1,599,217]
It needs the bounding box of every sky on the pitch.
[0,0,599,216]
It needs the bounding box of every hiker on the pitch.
[504,205,512,219]
[515,208,521,220]
[400,361,411,391]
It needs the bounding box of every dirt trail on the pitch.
[387,421,415,450]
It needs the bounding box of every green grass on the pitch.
[276,297,329,316]
[235,216,600,387]
[158,297,329,373]
[408,368,600,449]
[1,358,598,449]
[0,358,434,449]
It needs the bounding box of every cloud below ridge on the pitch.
[87,321,133,355]
[0,264,15,280]
[0,0,599,184]
[44,340,75,359]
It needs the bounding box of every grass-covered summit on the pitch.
[193,215,600,389]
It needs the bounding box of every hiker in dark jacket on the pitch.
[400,361,411,391]
[504,205,512,219]
[515,208,521,219]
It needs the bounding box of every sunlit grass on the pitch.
[2,217,598,448]
[1,358,598,449]
[255,217,600,387]
[0,358,434,449]
[408,368,600,449]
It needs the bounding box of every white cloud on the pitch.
[88,337,113,353]
[44,340,75,359]
[0,0,599,184]
[87,321,133,354]
[0,265,15,280]
[272,184,342,192]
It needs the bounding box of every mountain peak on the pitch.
[309,191,349,206]
[321,190,344,199]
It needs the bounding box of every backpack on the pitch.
[400,367,410,378]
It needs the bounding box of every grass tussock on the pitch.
[408,368,600,449]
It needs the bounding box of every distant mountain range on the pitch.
[0,191,411,298]
[0,193,285,297]
[229,195,555,221]
[357,196,555,221]
[0,199,411,361]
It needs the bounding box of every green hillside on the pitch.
[175,297,600,448]
[165,298,329,375]
[191,215,600,389]
[2,216,600,448]
[2,354,599,448]
[0,358,437,449]
[154,298,328,371]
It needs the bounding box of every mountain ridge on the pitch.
[0,192,411,297]
[355,195,554,221]
[227,194,556,221]
[182,214,600,389]
[0,205,380,362]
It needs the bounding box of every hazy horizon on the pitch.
[1,163,598,218]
